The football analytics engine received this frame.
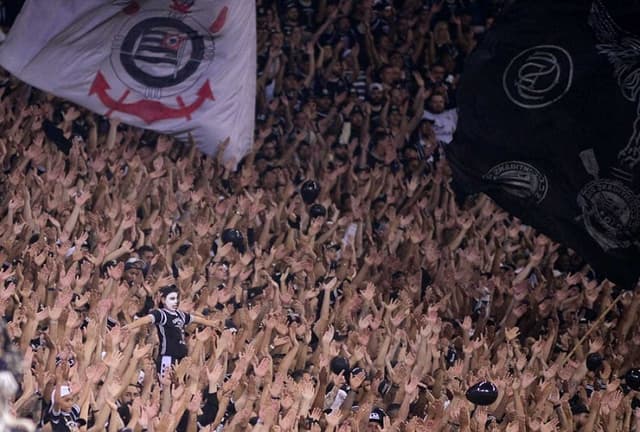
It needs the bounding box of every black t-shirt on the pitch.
[42,120,72,155]
[297,0,318,30]
[149,309,192,358]
[48,404,82,432]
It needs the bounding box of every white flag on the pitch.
[0,0,256,164]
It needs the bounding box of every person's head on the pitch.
[335,15,349,32]
[160,285,180,311]
[261,135,279,160]
[137,245,155,264]
[402,146,421,173]
[419,118,435,136]
[333,141,350,161]
[388,105,402,127]
[373,128,392,150]
[390,86,407,106]
[53,102,81,124]
[368,83,384,104]
[367,407,386,431]
[294,110,309,129]
[429,63,446,84]
[53,387,76,413]
[375,0,394,19]
[316,89,332,111]
[428,94,446,114]
[330,356,350,385]
[350,106,364,127]
[330,59,344,77]
[323,243,340,262]
[124,257,145,286]
[433,21,451,44]
[269,31,284,49]
[284,73,300,92]
[298,140,311,161]
[262,166,279,189]
[355,166,371,184]
[121,384,141,405]
[208,260,229,281]
[379,65,395,85]
[290,25,303,43]
[286,5,299,22]
[389,51,404,69]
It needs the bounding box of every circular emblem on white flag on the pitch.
[483,161,549,204]
[111,10,215,98]
[577,179,640,251]
[503,45,573,109]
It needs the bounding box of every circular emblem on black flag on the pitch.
[111,10,215,98]
[503,45,573,109]
[577,179,640,251]
[483,161,549,204]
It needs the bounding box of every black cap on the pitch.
[221,228,245,253]
[124,257,145,272]
[224,319,238,333]
[626,368,640,391]
[330,356,350,375]
[586,352,604,372]
[300,180,321,204]
[316,87,331,99]
[570,395,590,415]
[465,381,499,406]
[369,407,386,425]
[309,203,327,218]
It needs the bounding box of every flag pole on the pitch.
[559,292,624,368]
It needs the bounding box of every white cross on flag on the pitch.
[0,0,256,164]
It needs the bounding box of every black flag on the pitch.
[447,0,640,286]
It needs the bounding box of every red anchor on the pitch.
[209,6,228,33]
[89,71,214,124]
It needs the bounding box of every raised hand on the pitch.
[253,356,271,378]
[505,326,520,342]
[325,409,342,427]
[207,361,224,386]
[133,344,152,360]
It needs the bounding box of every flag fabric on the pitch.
[0,0,256,164]
[446,0,640,287]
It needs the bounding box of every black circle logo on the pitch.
[503,45,573,109]
[483,161,549,204]
[577,179,640,251]
[119,17,205,89]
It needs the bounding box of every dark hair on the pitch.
[159,285,179,298]
[137,245,154,254]
[52,103,71,125]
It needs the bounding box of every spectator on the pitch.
[423,93,458,145]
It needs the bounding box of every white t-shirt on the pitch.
[423,109,458,144]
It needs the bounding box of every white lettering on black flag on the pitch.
[0,0,256,164]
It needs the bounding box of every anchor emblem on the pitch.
[89,71,214,123]
[89,4,227,123]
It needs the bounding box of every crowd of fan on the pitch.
[1,0,640,431]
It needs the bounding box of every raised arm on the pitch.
[122,314,153,331]
[190,314,221,328]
